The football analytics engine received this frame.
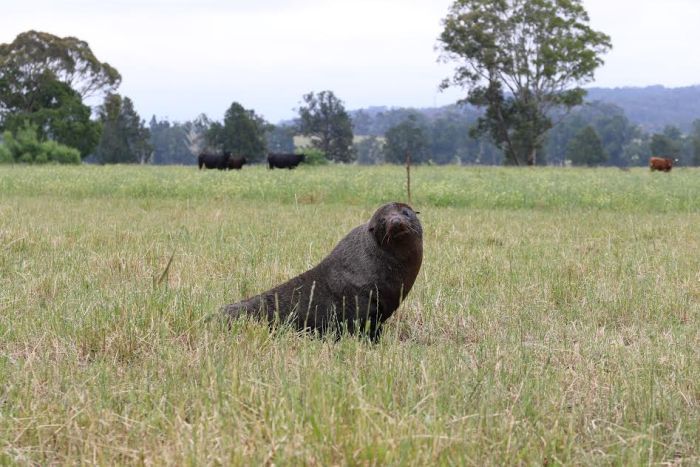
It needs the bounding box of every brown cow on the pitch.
[649,157,675,172]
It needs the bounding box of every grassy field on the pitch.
[0,164,698,464]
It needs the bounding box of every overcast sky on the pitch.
[2,0,699,123]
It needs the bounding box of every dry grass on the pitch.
[0,165,698,464]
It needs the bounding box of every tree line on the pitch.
[146,100,700,167]
[0,32,357,165]
[348,102,700,166]
[2,2,700,167]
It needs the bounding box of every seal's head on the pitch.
[368,202,422,247]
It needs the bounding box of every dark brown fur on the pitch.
[222,202,423,340]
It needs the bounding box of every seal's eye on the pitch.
[402,208,412,217]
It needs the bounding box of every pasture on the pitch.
[0,165,698,464]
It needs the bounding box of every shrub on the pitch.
[44,140,81,164]
[300,146,328,166]
[0,139,11,163]
[0,124,81,164]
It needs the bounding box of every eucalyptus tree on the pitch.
[649,126,682,159]
[206,102,269,161]
[383,115,430,164]
[0,30,120,101]
[567,125,607,166]
[438,0,611,165]
[298,90,355,162]
[95,94,151,164]
[0,30,121,157]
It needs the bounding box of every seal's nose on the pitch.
[387,217,406,235]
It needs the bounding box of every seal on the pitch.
[222,202,423,340]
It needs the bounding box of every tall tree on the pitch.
[691,119,700,167]
[429,112,475,164]
[567,125,606,166]
[354,136,385,165]
[149,117,196,165]
[351,109,374,135]
[545,102,637,166]
[649,126,682,159]
[622,135,652,167]
[383,115,430,164]
[183,114,213,156]
[298,90,355,162]
[0,31,120,101]
[594,113,637,167]
[438,0,611,165]
[0,31,119,158]
[207,102,268,161]
[94,93,151,164]
[0,70,101,158]
[266,124,296,153]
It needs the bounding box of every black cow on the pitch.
[198,152,229,170]
[267,153,305,169]
[227,156,248,170]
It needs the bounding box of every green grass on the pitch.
[0,165,698,464]
[2,164,700,212]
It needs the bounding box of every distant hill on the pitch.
[278,85,700,135]
[345,86,700,135]
[585,85,700,132]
